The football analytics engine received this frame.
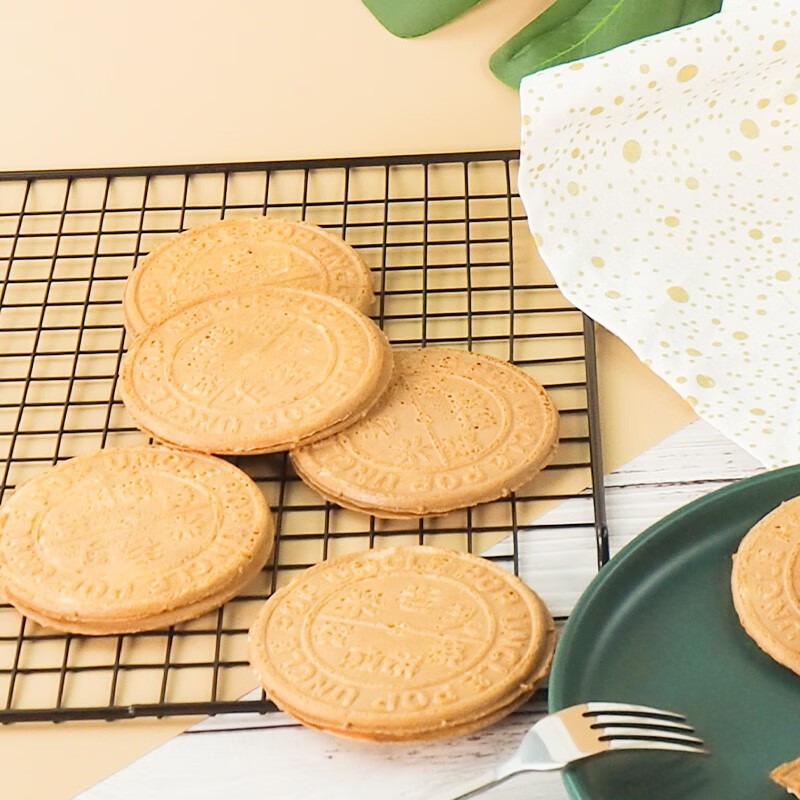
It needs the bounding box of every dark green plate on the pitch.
[549,466,800,800]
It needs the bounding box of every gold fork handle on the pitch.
[428,768,519,800]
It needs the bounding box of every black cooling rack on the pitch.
[0,150,607,723]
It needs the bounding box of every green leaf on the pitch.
[362,0,484,38]
[490,0,722,88]
[678,0,722,23]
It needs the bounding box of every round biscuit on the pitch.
[120,287,393,454]
[291,347,559,517]
[248,545,555,740]
[0,446,273,634]
[732,495,800,675]
[123,217,374,336]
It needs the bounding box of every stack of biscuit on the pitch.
[0,214,561,740]
[117,216,559,516]
[120,217,392,455]
[0,218,386,635]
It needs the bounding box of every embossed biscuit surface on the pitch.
[123,217,374,335]
[771,755,800,796]
[286,685,536,743]
[0,446,273,633]
[120,287,393,454]
[291,347,559,517]
[732,497,800,676]
[249,546,555,740]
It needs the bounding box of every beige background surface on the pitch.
[3,0,540,171]
[1,1,693,798]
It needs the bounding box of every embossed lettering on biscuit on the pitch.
[248,546,555,742]
[732,496,800,675]
[291,348,559,517]
[0,446,274,635]
[120,287,393,455]
[123,217,374,334]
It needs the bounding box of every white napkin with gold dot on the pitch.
[518,0,800,468]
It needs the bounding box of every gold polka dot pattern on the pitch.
[519,1,800,468]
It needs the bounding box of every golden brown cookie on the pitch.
[731,497,800,676]
[248,545,555,742]
[123,217,374,336]
[291,348,559,517]
[0,446,273,635]
[772,756,800,797]
[284,685,537,742]
[120,287,393,455]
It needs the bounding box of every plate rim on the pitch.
[548,463,800,799]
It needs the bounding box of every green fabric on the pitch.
[490,0,722,88]
[361,0,483,38]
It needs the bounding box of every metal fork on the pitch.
[431,702,707,800]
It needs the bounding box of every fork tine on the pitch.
[591,716,695,733]
[609,738,708,755]
[584,702,687,721]
[599,728,704,745]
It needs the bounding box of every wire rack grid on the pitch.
[0,150,607,723]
